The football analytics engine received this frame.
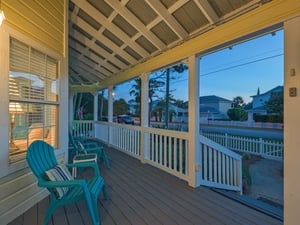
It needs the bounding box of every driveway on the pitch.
[247,158,283,206]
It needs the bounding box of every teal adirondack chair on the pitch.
[69,132,110,169]
[26,140,108,225]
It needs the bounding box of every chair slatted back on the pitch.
[26,140,58,179]
[69,132,79,150]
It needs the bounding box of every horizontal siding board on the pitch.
[24,0,64,32]
[0,180,41,215]
[3,0,64,55]
[0,171,36,199]
[5,2,62,42]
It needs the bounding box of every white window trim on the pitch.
[0,24,63,178]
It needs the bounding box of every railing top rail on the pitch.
[144,127,189,139]
[200,134,242,160]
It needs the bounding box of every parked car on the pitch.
[117,115,134,125]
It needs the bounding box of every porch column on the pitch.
[108,86,114,145]
[92,91,98,137]
[188,55,201,187]
[284,16,300,225]
[69,92,75,130]
[140,73,149,163]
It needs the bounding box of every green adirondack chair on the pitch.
[69,132,110,169]
[26,140,107,225]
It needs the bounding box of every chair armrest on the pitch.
[82,142,102,149]
[67,162,100,177]
[38,179,85,188]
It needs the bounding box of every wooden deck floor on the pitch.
[8,146,283,225]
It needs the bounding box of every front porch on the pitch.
[8,144,282,225]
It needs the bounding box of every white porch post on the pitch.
[284,16,300,225]
[108,86,114,145]
[188,55,201,187]
[93,92,98,122]
[140,73,149,163]
[69,92,75,131]
[92,91,98,137]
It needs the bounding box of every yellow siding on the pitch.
[0,1,67,224]
[2,0,65,55]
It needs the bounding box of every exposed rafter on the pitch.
[68,0,273,90]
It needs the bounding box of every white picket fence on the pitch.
[201,131,283,161]
[72,121,242,194]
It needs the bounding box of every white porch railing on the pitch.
[94,122,141,158]
[72,121,242,194]
[198,135,243,194]
[71,120,94,137]
[202,131,283,161]
[143,127,189,181]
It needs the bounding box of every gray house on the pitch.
[200,95,232,120]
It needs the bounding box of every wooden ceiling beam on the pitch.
[71,0,150,58]
[72,57,107,82]
[104,0,166,50]
[69,38,119,74]
[69,29,128,69]
[73,16,139,65]
[69,50,112,79]
[194,0,219,24]
[145,0,188,40]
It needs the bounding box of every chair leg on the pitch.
[43,201,57,225]
[98,148,110,169]
[102,184,108,200]
[103,151,110,169]
[85,192,100,225]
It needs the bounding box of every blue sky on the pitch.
[199,29,284,103]
[112,30,283,104]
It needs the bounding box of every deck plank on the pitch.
[104,151,210,225]
[64,203,84,225]
[7,145,283,225]
[23,204,37,225]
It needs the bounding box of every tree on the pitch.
[227,108,248,121]
[129,63,188,127]
[174,99,188,109]
[232,96,244,108]
[73,92,93,120]
[264,92,283,114]
[129,79,141,116]
[162,64,188,128]
[113,98,129,115]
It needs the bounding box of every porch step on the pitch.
[212,189,283,222]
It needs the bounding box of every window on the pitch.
[9,38,59,163]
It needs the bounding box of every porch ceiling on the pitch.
[68,0,271,89]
